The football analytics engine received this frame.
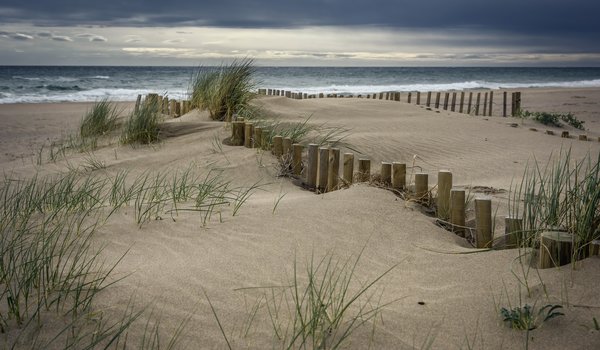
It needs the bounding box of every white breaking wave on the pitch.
[0,88,189,104]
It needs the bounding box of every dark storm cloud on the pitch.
[1,0,599,38]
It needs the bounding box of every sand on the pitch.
[1,88,599,349]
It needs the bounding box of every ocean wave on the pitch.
[267,79,600,94]
[35,85,84,92]
[88,75,110,79]
[0,88,189,104]
[12,76,41,81]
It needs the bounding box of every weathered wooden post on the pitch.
[381,162,392,186]
[317,147,330,193]
[306,144,318,189]
[475,198,492,248]
[450,189,466,237]
[176,101,182,118]
[162,97,169,114]
[253,127,262,149]
[475,93,481,116]
[443,92,449,110]
[437,170,452,220]
[272,135,283,157]
[357,159,371,182]
[450,92,457,112]
[292,144,303,176]
[561,131,570,138]
[392,162,406,190]
[414,173,429,202]
[539,231,573,268]
[515,92,521,113]
[511,92,516,116]
[459,92,465,113]
[579,135,588,141]
[135,94,142,113]
[483,92,488,116]
[327,148,340,192]
[503,91,507,117]
[408,92,412,104]
[467,92,473,114]
[394,92,400,101]
[170,99,178,117]
[435,92,441,108]
[426,91,432,107]
[267,89,272,95]
[416,91,421,105]
[244,122,254,148]
[282,137,292,157]
[504,217,523,249]
[488,91,494,116]
[343,153,354,185]
[231,121,245,146]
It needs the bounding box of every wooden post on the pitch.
[267,89,272,95]
[475,93,481,116]
[282,137,292,157]
[292,144,303,176]
[416,91,421,105]
[170,99,177,117]
[162,97,169,114]
[414,173,428,201]
[306,144,318,189]
[327,148,340,192]
[443,92,449,110]
[539,231,573,269]
[483,92,488,116]
[435,92,441,108]
[437,170,452,220]
[379,92,384,100]
[176,101,182,118]
[343,153,354,185]
[475,198,492,248]
[467,92,473,114]
[515,92,521,113]
[386,92,390,100]
[503,91,507,117]
[504,217,523,249]
[579,135,588,141]
[488,91,493,116]
[561,131,570,138]
[450,189,465,237]
[317,147,330,193]
[231,121,245,146]
[272,135,283,157]
[408,92,412,104]
[459,92,465,113]
[426,92,432,107]
[244,122,254,148]
[450,92,457,112]
[392,162,406,190]
[381,162,392,186]
[135,94,142,113]
[394,92,400,101]
[253,127,262,149]
[357,159,371,182]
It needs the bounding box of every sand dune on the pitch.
[1,88,599,349]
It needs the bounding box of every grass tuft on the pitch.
[191,58,257,121]
[80,98,120,139]
[121,97,162,144]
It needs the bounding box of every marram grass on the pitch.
[190,58,257,121]
[121,97,162,144]
[80,98,120,138]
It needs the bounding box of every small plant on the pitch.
[500,304,564,330]
[516,109,585,130]
[80,98,120,138]
[121,97,162,144]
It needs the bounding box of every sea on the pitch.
[1,66,600,104]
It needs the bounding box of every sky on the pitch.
[0,0,599,66]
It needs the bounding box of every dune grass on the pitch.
[190,58,257,121]
[121,97,162,144]
[508,148,600,262]
[80,98,121,139]
[207,249,398,349]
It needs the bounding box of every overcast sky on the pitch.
[1,0,599,66]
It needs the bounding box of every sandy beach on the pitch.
[1,87,599,349]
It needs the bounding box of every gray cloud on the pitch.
[0,31,34,40]
[36,31,52,37]
[76,33,108,42]
[90,36,107,42]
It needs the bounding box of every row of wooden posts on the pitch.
[257,88,522,117]
[136,93,192,118]
[230,117,595,268]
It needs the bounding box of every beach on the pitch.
[1,87,599,349]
